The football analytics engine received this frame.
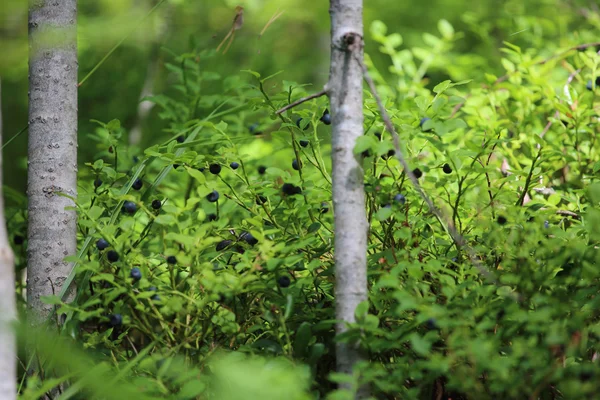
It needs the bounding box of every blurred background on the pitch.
[1,0,599,202]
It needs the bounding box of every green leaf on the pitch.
[438,19,454,40]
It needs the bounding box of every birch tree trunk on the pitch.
[0,77,18,400]
[27,0,78,325]
[328,0,368,392]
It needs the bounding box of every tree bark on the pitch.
[328,0,368,393]
[27,0,78,325]
[0,77,18,400]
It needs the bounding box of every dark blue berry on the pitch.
[282,183,302,196]
[442,163,452,174]
[206,190,219,203]
[425,318,438,330]
[292,159,301,170]
[209,163,221,175]
[96,238,109,251]
[207,213,218,221]
[394,194,406,205]
[544,220,550,229]
[107,250,119,262]
[320,202,329,213]
[230,162,239,170]
[130,267,142,281]
[420,117,432,131]
[216,240,232,252]
[240,231,258,246]
[176,135,185,143]
[382,149,395,160]
[278,276,291,288]
[166,255,177,265]
[173,164,180,169]
[94,178,102,188]
[13,235,24,245]
[296,118,309,131]
[320,111,331,125]
[249,123,261,135]
[151,199,162,210]
[132,178,143,190]
[412,168,423,179]
[256,195,267,205]
[497,216,507,225]
[299,140,309,147]
[258,165,267,175]
[122,201,137,214]
[109,314,122,327]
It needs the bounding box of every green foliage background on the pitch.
[3,0,600,399]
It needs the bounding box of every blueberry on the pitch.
[299,140,309,148]
[361,149,371,158]
[425,318,438,330]
[166,255,177,265]
[133,156,139,163]
[412,168,423,179]
[230,162,239,170]
[173,164,180,169]
[122,201,137,214]
[382,149,395,160]
[586,80,594,91]
[320,202,329,213]
[130,267,142,281]
[544,220,550,229]
[442,163,452,174]
[13,235,24,245]
[209,163,221,175]
[96,238,110,251]
[277,276,291,288]
[497,215,507,225]
[374,131,382,140]
[216,239,233,252]
[107,250,119,262]
[109,314,122,327]
[320,110,331,125]
[206,190,219,203]
[256,195,267,205]
[176,135,185,143]
[94,178,102,188]
[258,165,267,175]
[292,159,301,171]
[207,213,218,221]
[132,178,143,190]
[240,231,258,246]
[282,183,302,196]
[152,294,161,301]
[197,167,205,172]
[394,194,406,205]
[151,199,162,210]
[420,117,432,132]
[296,118,309,131]
[249,123,261,135]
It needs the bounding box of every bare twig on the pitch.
[259,9,284,38]
[354,38,515,295]
[275,89,328,115]
[556,210,580,219]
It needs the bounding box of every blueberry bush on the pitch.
[10,14,600,400]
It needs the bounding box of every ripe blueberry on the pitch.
[320,202,329,213]
[230,162,239,170]
[122,201,137,214]
[282,183,302,196]
[258,166,267,175]
[382,149,395,160]
[209,163,221,175]
[320,110,331,125]
[109,314,122,327]
[278,276,291,288]
[296,118,309,131]
[256,195,267,205]
[206,190,219,203]
[249,123,261,135]
[176,135,185,143]
[240,231,258,246]
[216,239,232,251]
[130,267,142,281]
[412,168,423,179]
[425,318,438,330]
[497,215,507,225]
[13,235,24,245]
[394,194,406,205]
[292,159,301,170]
[299,140,309,147]
[151,199,162,210]
[94,178,102,188]
[544,220,550,229]
[173,164,180,169]
[361,149,372,158]
[442,163,452,174]
[132,178,143,190]
[207,213,218,221]
[107,250,119,262]
[96,238,109,251]
[166,255,177,265]
[374,131,382,140]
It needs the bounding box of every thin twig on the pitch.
[354,39,514,294]
[275,89,328,115]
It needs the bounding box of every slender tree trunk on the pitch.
[0,77,18,400]
[27,0,78,325]
[328,0,368,393]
